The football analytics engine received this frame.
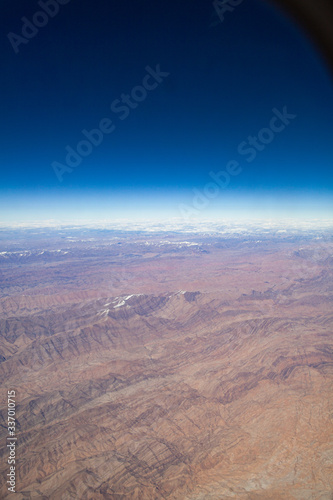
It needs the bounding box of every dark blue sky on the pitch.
[1,0,332,222]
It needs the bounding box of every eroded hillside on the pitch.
[0,227,332,499]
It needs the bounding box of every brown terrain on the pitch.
[0,225,332,499]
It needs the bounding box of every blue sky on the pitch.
[0,0,332,223]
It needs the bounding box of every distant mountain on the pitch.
[0,228,332,498]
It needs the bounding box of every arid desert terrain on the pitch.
[0,221,332,499]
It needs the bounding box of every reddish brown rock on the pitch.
[0,232,332,498]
